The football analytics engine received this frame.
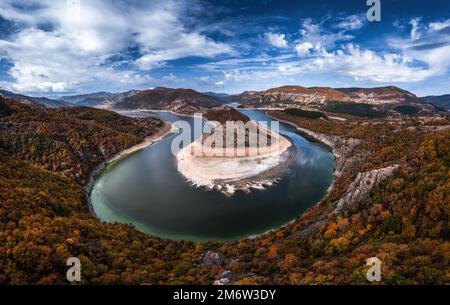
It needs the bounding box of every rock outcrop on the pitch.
[334,165,400,214]
[201,251,225,268]
[293,126,362,176]
[213,270,234,285]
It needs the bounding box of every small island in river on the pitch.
[176,107,297,196]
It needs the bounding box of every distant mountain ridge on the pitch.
[336,86,420,104]
[59,92,115,104]
[2,86,448,115]
[202,91,232,102]
[0,89,69,108]
[420,95,450,111]
[234,85,441,116]
[114,87,225,115]
[235,85,422,105]
[59,90,140,108]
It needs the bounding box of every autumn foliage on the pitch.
[0,96,448,284]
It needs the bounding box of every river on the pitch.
[90,108,334,242]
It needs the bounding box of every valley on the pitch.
[1,0,449,290]
[0,85,449,284]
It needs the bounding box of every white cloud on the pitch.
[428,19,450,31]
[388,18,450,77]
[410,18,422,40]
[334,14,365,31]
[297,18,353,51]
[199,16,450,93]
[316,44,433,82]
[207,43,435,85]
[163,73,183,83]
[294,42,314,57]
[264,32,288,48]
[0,0,232,93]
[196,75,225,88]
[294,18,353,57]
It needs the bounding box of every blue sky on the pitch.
[0,0,449,96]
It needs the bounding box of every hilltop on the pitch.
[235,85,440,117]
[114,87,225,115]
[0,96,163,184]
[59,90,140,108]
[0,89,69,108]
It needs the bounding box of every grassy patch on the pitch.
[284,108,327,119]
[394,105,420,115]
[321,102,387,118]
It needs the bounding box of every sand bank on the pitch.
[176,121,296,196]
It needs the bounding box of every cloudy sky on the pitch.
[0,0,449,96]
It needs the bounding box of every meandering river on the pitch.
[90,109,334,242]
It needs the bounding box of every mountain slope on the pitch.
[59,92,115,105]
[0,89,69,108]
[421,95,450,111]
[59,90,140,108]
[236,85,441,116]
[234,85,351,107]
[336,86,421,105]
[114,87,224,115]
[202,91,232,102]
[0,96,163,184]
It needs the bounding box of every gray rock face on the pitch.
[295,127,362,176]
[214,278,230,285]
[213,270,233,285]
[202,251,224,267]
[334,165,400,214]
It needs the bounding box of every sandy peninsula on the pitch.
[176,120,296,196]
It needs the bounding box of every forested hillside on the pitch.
[0,97,163,184]
[0,96,448,284]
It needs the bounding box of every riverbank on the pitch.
[84,121,174,213]
[265,112,362,197]
[116,108,200,118]
[109,121,173,163]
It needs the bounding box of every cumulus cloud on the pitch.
[197,15,450,93]
[298,18,353,49]
[1,3,448,94]
[294,42,314,57]
[389,18,450,76]
[243,44,432,83]
[292,18,353,59]
[0,0,232,93]
[313,44,433,82]
[264,32,288,48]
